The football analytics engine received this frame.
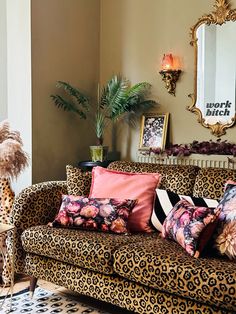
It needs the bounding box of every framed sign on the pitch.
[139,113,169,150]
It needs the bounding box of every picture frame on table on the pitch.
[139,113,169,150]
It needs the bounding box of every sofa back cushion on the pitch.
[108,161,199,195]
[66,165,92,196]
[193,167,236,200]
[89,166,161,232]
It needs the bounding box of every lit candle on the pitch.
[161,54,174,71]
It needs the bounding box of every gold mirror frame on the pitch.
[188,0,236,137]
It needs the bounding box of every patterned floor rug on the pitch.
[1,286,129,314]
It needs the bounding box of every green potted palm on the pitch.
[51,75,156,161]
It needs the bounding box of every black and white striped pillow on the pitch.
[151,189,219,232]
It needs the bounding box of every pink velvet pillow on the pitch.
[89,166,161,232]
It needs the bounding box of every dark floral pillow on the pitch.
[162,199,220,258]
[52,195,137,234]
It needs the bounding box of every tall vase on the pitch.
[90,145,109,162]
[0,177,15,285]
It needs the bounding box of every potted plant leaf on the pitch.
[50,75,156,161]
[50,81,107,161]
[100,75,156,159]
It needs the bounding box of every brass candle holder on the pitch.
[159,69,182,96]
[159,54,182,96]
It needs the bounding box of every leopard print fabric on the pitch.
[0,178,14,225]
[113,236,236,312]
[193,167,236,200]
[0,177,15,285]
[6,181,67,274]
[8,163,236,314]
[21,225,157,275]
[66,165,92,196]
[23,253,233,314]
[108,161,200,195]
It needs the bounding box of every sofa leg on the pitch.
[29,276,37,298]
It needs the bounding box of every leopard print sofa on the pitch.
[7,161,236,314]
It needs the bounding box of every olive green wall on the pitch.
[100,0,236,161]
[32,0,100,183]
[32,0,236,183]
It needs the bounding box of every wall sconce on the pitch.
[159,54,182,96]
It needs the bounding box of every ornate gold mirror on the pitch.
[188,0,236,137]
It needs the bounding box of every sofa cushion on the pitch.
[193,167,236,200]
[89,166,161,233]
[214,180,236,260]
[162,199,220,258]
[108,161,199,195]
[113,236,236,312]
[151,188,218,232]
[21,225,157,275]
[66,165,92,196]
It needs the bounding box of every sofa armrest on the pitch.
[11,181,67,227]
[8,181,67,273]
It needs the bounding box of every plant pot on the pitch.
[89,146,109,162]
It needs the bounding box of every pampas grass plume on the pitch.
[0,120,28,180]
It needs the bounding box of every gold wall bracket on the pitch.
[159,69,181,96]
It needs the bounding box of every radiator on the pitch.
[136,153,236,169]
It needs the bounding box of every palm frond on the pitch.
[50,95,87,119]
[56,81,89,110]
[127,99,156,113]
[122,99,156,127]
[95,111,106,139]
[101,75,129,120]
[126,82,151,99]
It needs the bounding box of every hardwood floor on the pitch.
[1,274,61,296]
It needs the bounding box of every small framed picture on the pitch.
[139,113,169,150]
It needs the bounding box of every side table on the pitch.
[0,223,15,313]
[78,160,114,172]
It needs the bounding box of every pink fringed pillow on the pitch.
[89,166,161,232]
[162,199,220,258]
[52,195,137,234]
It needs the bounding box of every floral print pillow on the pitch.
[162,199,219,258]
[217,180,236,222]
[52,195,137,234]
[215,181,236,259]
